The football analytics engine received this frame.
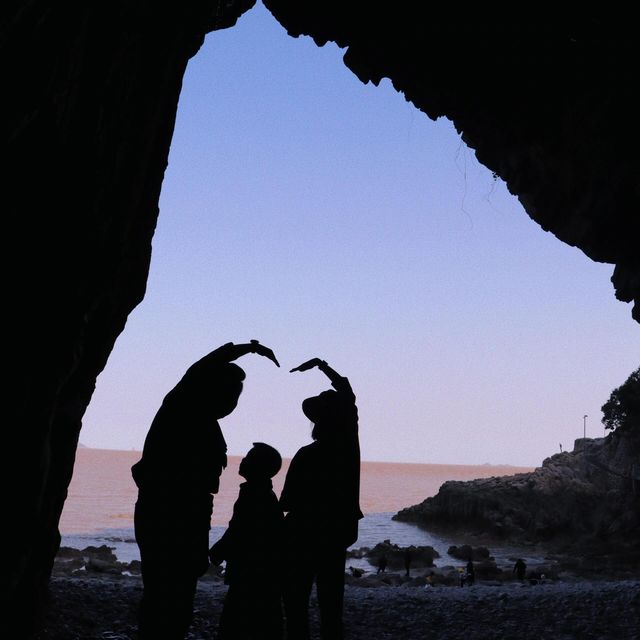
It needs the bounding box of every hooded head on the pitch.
[184,361,246,419]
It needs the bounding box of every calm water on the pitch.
[60,448,536,567]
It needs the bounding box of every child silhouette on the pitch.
[210,443,285,639]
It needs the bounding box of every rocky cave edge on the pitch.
[4,2,639,636]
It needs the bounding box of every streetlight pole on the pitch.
[583,414,588,439]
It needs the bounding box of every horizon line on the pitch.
[77,444,536,469]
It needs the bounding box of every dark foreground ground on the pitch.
[35,574,640,640]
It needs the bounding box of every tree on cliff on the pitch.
[601,367,640,434]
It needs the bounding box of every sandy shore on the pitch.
[35,573,640,640]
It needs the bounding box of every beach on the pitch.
[42,449,638,638]
[37,573,640,639]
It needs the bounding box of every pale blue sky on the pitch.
[81,3,639,466]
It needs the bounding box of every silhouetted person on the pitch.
[210,443,285,640]
[404,549,413,577]
[131,341,279,640]
[377,554,387,574]
[280,359,362,640]
[513,558,527,581]
[465,559,475,586]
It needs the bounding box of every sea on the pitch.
[60,448,539,570]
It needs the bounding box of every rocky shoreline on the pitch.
[394,432,640,567]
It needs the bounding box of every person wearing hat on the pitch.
[280,358,362,640]
[132,340,279,639]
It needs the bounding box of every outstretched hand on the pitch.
[290,357,325,373]
[222,340,280,367]
[248,340,280,367]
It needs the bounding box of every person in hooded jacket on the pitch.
[131,340,279,639]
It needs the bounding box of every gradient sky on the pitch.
[80,3,639,466]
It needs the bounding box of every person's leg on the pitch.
[136,501,167,639]
[218,586,247,640]
[170,573,199,639]
[138,556,197,639]
[139,565,197,639]
[315,547,346,640]
[255,588,284,640]
[219,584,283,640]
[138,564,162,639]
[135,502,200,640]
[282,557,314,640]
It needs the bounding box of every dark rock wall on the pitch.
[3,1,254,635]
[2,1,638,635]
[263,2,640,322]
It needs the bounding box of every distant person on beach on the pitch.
[280,358,362,640]
[131,340,279,640]
[377,554,388,574]
[465,559,475,586]
[209,443,284,640]
[404,549,413,577]
[513,558,527,581]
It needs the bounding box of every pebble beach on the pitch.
[35,572,640,640]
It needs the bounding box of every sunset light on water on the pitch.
[60,448,532,534]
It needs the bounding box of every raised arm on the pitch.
[290,357,353,397]
[188,339,280,374]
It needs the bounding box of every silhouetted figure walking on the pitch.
[131,341,279,640]
[210,443,285,640]
[377,554,387,574]
[513,558,527,581]
[280,359,362,640]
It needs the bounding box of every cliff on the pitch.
[394,431,640,551]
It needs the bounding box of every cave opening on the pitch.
[5,3,639,637]
[61,0,639,574]
[79,3,637,468]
